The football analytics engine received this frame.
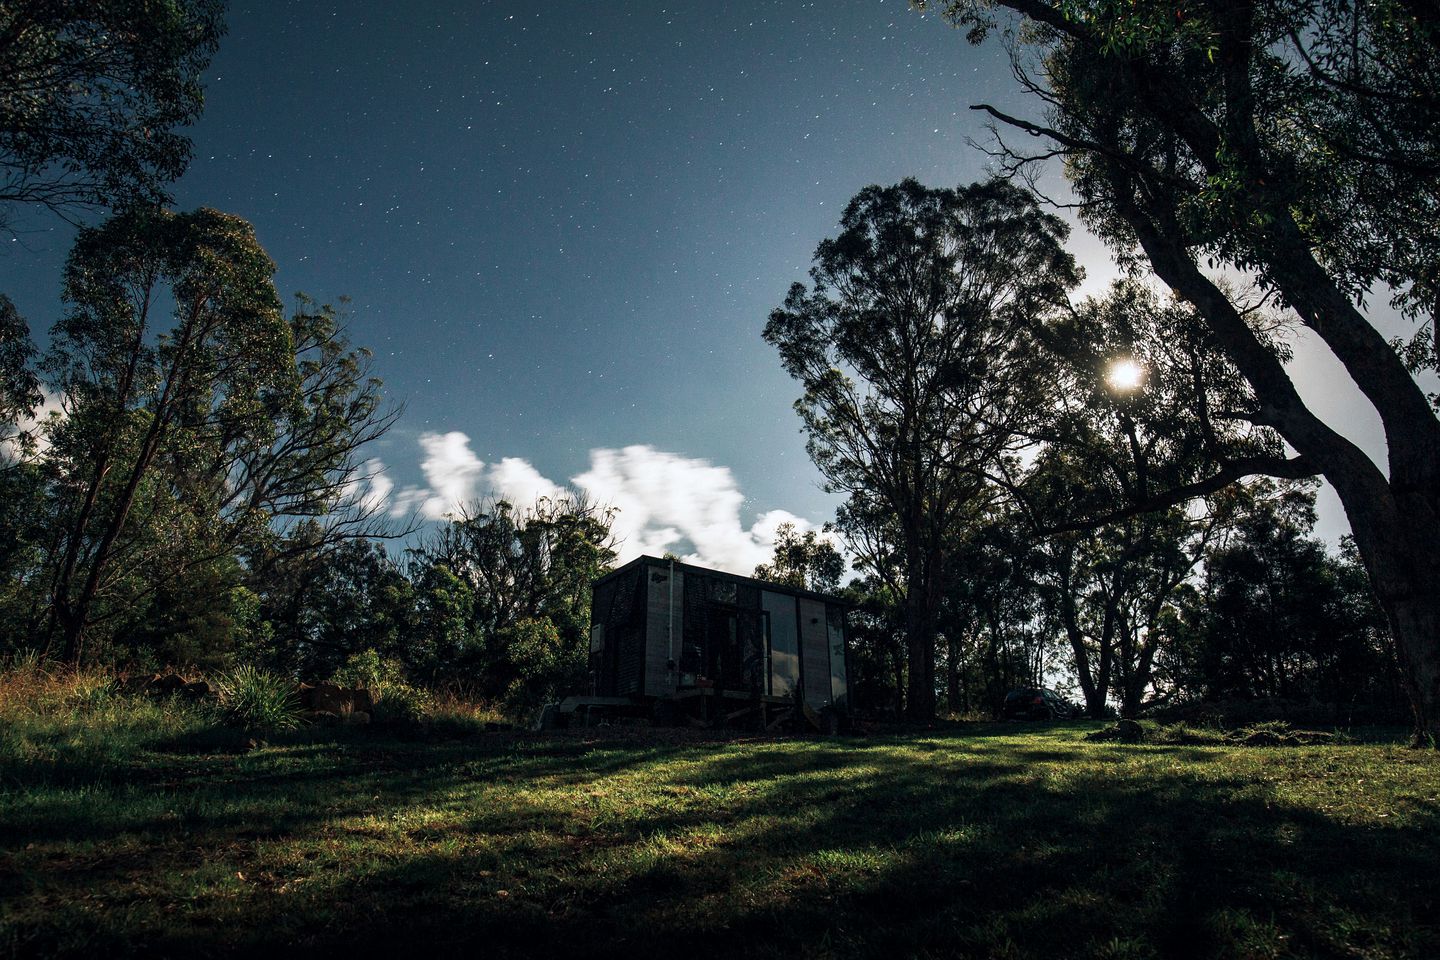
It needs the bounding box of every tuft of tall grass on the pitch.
[215,665,303,732]
[427,686,508,728]
[0,653,123,720]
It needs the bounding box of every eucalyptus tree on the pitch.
[1162,486,1398,713]
[921,0,1440,742]
[40,208,393,664]
[1032,501,1216,718]
[0,0,225,229]
[765,177,1079,718]
[0,295,40,454]
[752,521,845,594]
[410,494,617,698]
[0,295,46,650]
[1007,282,1276,716]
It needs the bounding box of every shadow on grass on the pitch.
[2,725,1437,959]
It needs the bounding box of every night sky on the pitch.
[1,0,1392,571]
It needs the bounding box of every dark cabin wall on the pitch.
[642,562,682,697]
[590,563,646,697]
[590,557,850,707]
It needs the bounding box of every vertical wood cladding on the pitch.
[592,565,644,696]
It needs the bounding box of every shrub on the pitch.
[372,682,431,725]
[336,649,430,725]
[216,665,302,732]
[333,648,407,691]
[498,617,580,714]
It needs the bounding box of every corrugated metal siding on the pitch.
[616,625,642,695]
[588,578,616,687]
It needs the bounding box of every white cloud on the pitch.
[409,430,486,519]
[386,433,567,521]
[572,445,812,573]
[385,434,822,575]
[1,388,64,463]
[354,458,394,516]
[488,456,565,508]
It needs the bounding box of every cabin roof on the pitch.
[592,554,852,606]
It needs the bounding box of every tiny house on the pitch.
[586,556,849,723]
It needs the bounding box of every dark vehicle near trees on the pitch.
[1003,688,1077,720]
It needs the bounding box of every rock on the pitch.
[121,673,160,694]
[182,680,213,700]
[299,681,373,714]
[1115,719,1144,742]
[148,673,187,695]
[343,710,370,726]
[300,681,347,713]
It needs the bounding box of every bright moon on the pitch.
[1107,358,1145,391]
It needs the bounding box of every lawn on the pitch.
[2,698,1437,959]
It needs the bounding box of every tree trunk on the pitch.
[903,542,940,720]
[904,590,938,719]
[1345,498,1440,746]
[946,631,961,715]
[892,643,906,716]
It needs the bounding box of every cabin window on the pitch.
[762,590,800,697]
[827,606,848,709]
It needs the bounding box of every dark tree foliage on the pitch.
[0,294,41,452]
[1161,487,1401,719]
[1003,283,1276,717]
[753,522,845,594]
[407,496,617,706]
[41,207,287,663]
[260,537,415,681]
[0,0,225,228]
[12,208,396,665]
[837,574,908,717]
[942,518,1052,716]
[765,177,1079,719]
[924,0,1440,742]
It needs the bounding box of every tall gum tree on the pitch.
[765,178,1078,719]
[1008,281,1281,716]
[0,0,225,229]
[41,209,396,664]
[43,207,287,663]
[920,0,1440,743]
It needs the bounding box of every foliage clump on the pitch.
[215,665,302,733]
[334,649,430,725]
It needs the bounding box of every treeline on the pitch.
[3,251,613,707]
[243,499,615,710]
[830,485,1400,723]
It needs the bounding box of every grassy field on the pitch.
[2,685,1438,959]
